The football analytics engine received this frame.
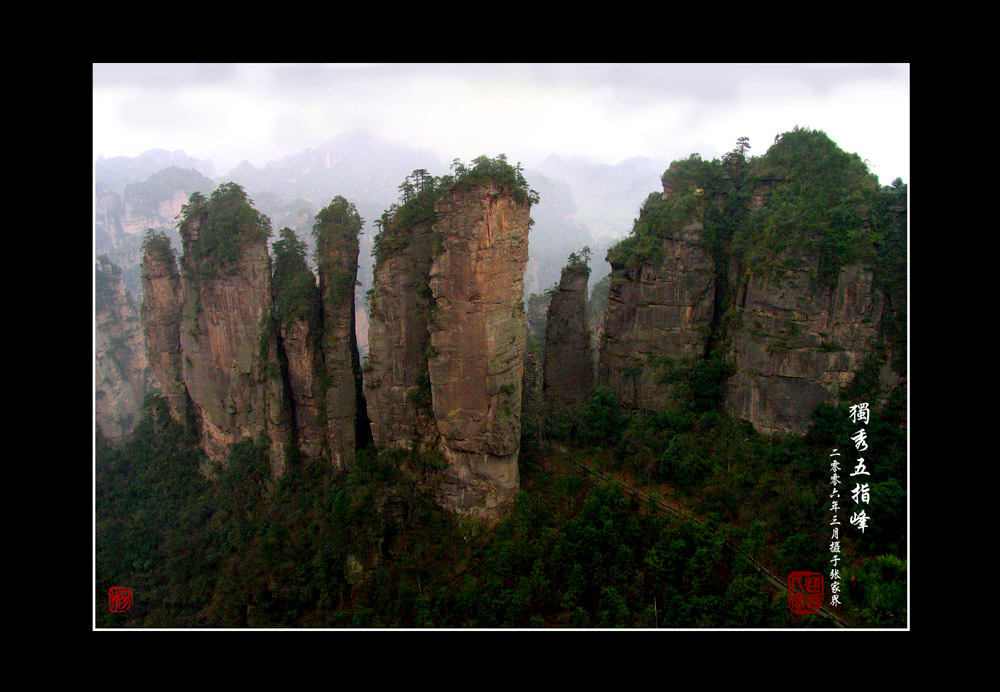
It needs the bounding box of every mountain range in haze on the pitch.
[95,128,670,302]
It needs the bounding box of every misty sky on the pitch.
[93,63,910,184]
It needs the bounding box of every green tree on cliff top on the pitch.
[178,183,272,281]
[272,227,318,324]
[313,196,363,302]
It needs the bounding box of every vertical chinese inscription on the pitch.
[828,402,874,608]
[848,402,872,535]
[829,447,842,606]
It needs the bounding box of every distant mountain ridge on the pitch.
[94,129,636,301]
[221,129,446,207]
[534,153,669,242]
[96,149,216,195]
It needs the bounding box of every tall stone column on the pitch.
[315,197,368,470]
[543,261,593,416]
[140,235,186,424]
[427,183,530,520]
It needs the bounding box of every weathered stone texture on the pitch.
[279,316,326,459]
[139,247,186,423]
[318,230,365,470]
[597,220,715,410]
[179,218,291,473]
[365,220,437,451]
[96,257,151,441]
[427,184,530,520]
[543,265,593,416]
[723,261,884,435]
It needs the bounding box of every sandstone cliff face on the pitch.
[723,260,884,435]
[138,187,377,474]
[139,240,186,424]
[365,219,437,451]
[427,184,530,520]
[597,218,715,411]
[179,215,291,475]
[596,133,904,436]
[543,264,593,416]
[596,215,890,435]
[96,256,150,441]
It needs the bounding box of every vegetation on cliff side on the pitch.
[564,246,592,275]
[178,182,273,282]
[737,127,882,282]
[371,156,539,266]
[604,128,907,390]
[140,229,176,264]
[313,196,363,305]
[606,128,899,288]
[271,227,320,325]
[446,154,540,207]
[371,169,440,265]
[98,396,795,628]
[606,151,722,270]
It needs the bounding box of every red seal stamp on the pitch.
[109,586,133,613]
[788,572,823,614]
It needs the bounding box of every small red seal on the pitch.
[109,586,133,613]
[788,572,823,614]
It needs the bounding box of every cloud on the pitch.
[92,63,909,182]
[93,63,237,88]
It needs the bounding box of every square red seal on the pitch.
[109,586,133,613]
[788,571,823,614]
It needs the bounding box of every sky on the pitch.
[93,63,910,185]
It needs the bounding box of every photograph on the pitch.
[94,63,909,629]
